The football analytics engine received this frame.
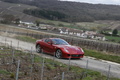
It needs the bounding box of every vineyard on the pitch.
[0,42,120,80]
[0,25,120,79]
[0,44,84,80]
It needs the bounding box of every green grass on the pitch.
[84,49,120,63]
[15,35,37,43]
[36,18,109,31]
[118,31,120,35]
[61,63,119,80]
[105,35,120,42]
[36,18,70,26]
[33,55,120,80]
[76,22,108,31]
[0,70,10,75]
[38,19,108,31]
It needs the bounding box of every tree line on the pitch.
[23,9,68,21]
[0,14,20,24]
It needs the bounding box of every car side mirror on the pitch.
[68,42,71,45]
[48,42,52,45]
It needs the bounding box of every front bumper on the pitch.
[62,52,84,58]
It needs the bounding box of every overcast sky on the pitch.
[61,0,120,5]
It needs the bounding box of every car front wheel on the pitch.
[55,49,62,59]
[36,45,42,53]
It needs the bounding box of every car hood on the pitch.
[54,45,83,54]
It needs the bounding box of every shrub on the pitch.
[10,73,15,78]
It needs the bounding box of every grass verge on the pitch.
[84,49,120,63]
[0,70,10,75]
[15,35,37,43]
[105,35,120,43]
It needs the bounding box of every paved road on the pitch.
[0,36,120,78]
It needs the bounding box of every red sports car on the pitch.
[36,38,84,59]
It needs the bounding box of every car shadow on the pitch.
[62,58,82,60]
[41,52,82,60]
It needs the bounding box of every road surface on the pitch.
[0,35,120,78]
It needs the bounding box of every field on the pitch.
[40,20,120,31]
[76,22,108,31]
[118,31,120,34]
[105,36,120,43]
[84,49,120,63]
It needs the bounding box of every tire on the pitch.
[36,45,42,53]
[55,49,62,59]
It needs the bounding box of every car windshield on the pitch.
[52,39,69,45]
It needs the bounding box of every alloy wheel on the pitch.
[36,45,42,53]
[55,49,62,59]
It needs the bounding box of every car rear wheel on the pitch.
[36,45,42,53]
[55,49,62,59]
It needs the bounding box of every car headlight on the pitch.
[81,48,84,53]
[64,48,69,53]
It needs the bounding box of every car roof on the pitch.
[49,38,61,39]
[42,38,64,41]
[50,38,65,40]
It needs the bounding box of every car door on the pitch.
[43,39,55,54]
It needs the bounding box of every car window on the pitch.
[52,39,69,45]
[44,39,51,43]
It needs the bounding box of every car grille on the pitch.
[67,54,84,57]
[71,54,82,57]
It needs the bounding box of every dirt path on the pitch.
[0,35,120,78]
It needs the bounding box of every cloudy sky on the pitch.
[61,0,120,5]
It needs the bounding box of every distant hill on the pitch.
[0,0,40,22]
[1,0,120,22]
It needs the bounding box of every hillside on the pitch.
[0,0,120,32]
[1,0,120,22]
[0,0,39,22]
